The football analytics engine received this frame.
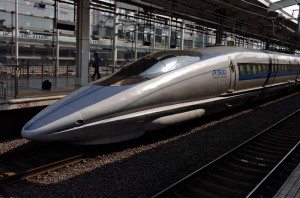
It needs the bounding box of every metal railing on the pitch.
[0,64,17,99]
[0,81,6,100]
[0,59,134,100]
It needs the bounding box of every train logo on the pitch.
[212,68,227,78]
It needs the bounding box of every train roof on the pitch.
[147,50,202,59]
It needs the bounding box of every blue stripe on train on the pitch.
[239,71,297,81]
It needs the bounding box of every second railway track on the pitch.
[155,109,300,198]
[0,143,93,186]
[0,154,85,185]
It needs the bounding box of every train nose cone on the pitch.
[21,105,83,141]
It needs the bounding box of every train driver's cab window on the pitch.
[94,54,201,86]
[140,55,200,79]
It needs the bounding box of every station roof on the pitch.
[116,0,300,46]
[107,0,300,49]
[59,0,300,49]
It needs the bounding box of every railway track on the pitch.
[0,95,298,191]
[154,109,300,198]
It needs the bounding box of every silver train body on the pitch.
[22,47,300,145]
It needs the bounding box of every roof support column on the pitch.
[180,22,185,50]
[134,24,138,60]
[168,18,171,50]
[265,38,270,50]
[216,25,223,46]
[76,0,90,86]
[297,4,300,33]
[112,5,119,70]
[154,16,156,52]
[202,30,207,48]
[14,0,19,98]
[192,30,195,50]
[54,0,59,77]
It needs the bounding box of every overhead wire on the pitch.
[3,0,298,49]
[149,0,299,48]
[210,0,268,18]
[159,0,296,43]
[240,0,268,9]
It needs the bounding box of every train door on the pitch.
[269,58,278,85]
[263,55,274,87]
[294,58,299,83]
[228,57,236,92]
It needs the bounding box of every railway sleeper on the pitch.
[251,141,292,152]
[200,172,249,189]
[193,178,243,197]
[187,179,230,197]
[234,152,277,166]
[268,130,300,140]
[259,136,297,147]
[224,160,269,175]
[231,155,274,169]
[241,149,282,161]
[208,171,253,188]
[220,161,266,177]
[178,185,225,198]
[214,165,260,182]
[247,144,287,157]
[167,190,191,198]
[229,156,272,171]
[256,140,294,149]
[263,133,298,143]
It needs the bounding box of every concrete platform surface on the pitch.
[274,161,300,198]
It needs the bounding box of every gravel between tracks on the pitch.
[0,139,28,155]
[2,92,300,197]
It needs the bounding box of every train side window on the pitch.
[288,64,291,72]
[246,64,253,74]
[261,64,267,73]
[272,64,277,72]
[275,64,280,72]
[278,65,282,72]
[257,64,263,73]
[253,64,258,74]
[292,64,297,72]
[238,64,246,74]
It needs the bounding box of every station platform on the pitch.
[0,76,86,136]
[0,76,80,111]
[274,161,300,198]
[0,75,104,110]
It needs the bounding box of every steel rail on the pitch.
[246,139,300,197]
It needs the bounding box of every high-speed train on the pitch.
[22,47,300,145]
